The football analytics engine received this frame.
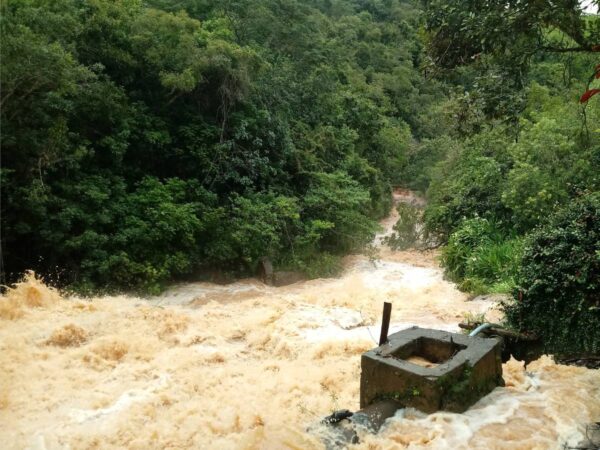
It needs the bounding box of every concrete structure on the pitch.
[360,327,504,413]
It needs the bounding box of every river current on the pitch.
[1,191,598,449]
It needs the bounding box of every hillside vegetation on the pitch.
[2,0,440,291]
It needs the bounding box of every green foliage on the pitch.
[441,218,523,294]
[385,203,423,250]
[504,193,600,354]
[423,83,599,241]
[420,73,599,301]
[1,0,429,291]
[424,129,512,239]
[289,252,343,279]
[501,162,566,232]
[423,0,599,72]
[422,1,600,122]
[462,239,523,294]
[397,0,600,355]
[303,171,379,253]
[441,218,502,282]
[399,136,460,192]
[58,177,216,293]
[223,193,300,268]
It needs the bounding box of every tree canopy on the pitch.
[424,0,600,69]
[1,0,439,292]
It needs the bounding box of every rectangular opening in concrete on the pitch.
[392,337,466,367]
[361,327,504,413]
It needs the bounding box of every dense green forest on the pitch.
[416,0,600,354]
[2,0,437,291]
[1,0,599,353]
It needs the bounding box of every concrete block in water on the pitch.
[360,326,504,413]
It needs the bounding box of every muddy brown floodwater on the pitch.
[1,191,599,450]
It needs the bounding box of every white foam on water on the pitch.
[1,192,598,449]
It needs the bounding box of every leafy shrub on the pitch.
[289,252,343,279]
[302,171,379,253]
[501,162,567,231]
[504,192,600,354]
[500,115,584,232]
[385,203,424,250]
[463,238,523,293]
[441,218,522,294]
[424,129,512,239]
[441,218,501,281]
[77,177,215,293]
[223,193,300,269]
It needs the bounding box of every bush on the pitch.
[504,192,600,354]
[288,252,343,279]
[501,162,567,232]
[441,218,522,294]
[78,177,215,293]
[302,171,379,253]
[222,193,301,269]
[441,218,501,281]
[424,128,512,239]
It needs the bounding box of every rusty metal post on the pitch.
[379,302,392,345]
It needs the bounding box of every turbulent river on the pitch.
[1,191,599,450]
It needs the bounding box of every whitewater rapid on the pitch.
[0,191,598,449]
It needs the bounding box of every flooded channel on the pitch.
[1,191,598,449]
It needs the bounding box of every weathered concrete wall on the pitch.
[360,327,504,413]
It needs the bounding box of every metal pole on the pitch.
[379,302,392,345]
